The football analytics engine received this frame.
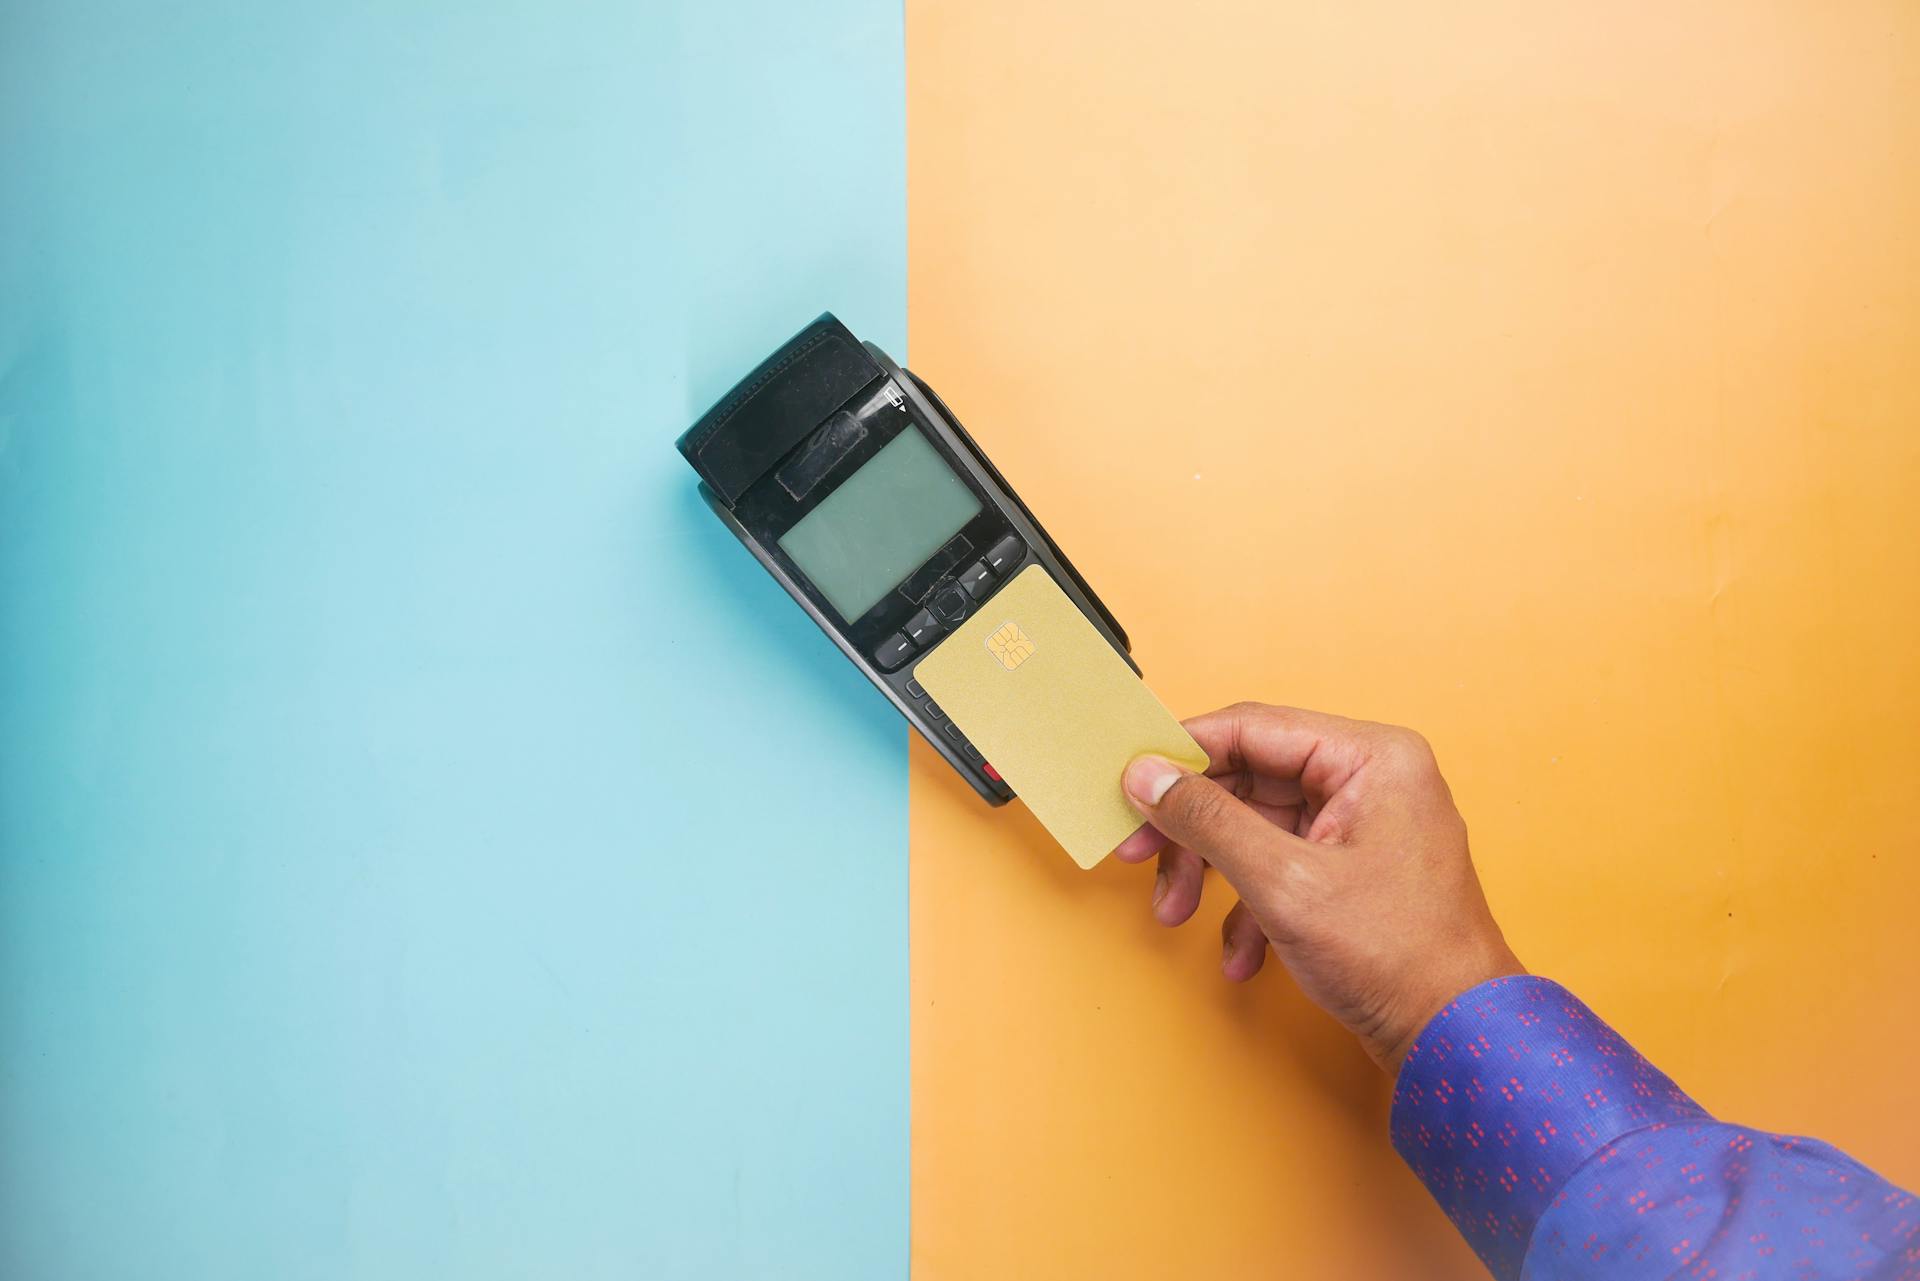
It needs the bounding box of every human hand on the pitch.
[1112,703,1523,1075]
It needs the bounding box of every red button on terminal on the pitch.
[982,763,1002,782]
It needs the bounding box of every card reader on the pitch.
[676,313,1135,804]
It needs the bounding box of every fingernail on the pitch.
[1152,870,1168,907]
[1125,755,1181,806]
[1222,935,1238,966]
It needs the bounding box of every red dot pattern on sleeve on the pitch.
[1390,977,1919,1281]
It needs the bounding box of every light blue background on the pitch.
[1,3,908,1277]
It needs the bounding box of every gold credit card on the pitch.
[913,564,1209,868]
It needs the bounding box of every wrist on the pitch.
[1376,942,1526,1077]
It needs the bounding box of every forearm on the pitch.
[1391,977,1919,1280]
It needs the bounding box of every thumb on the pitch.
[1123,755,1306,898]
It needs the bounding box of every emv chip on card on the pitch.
[913,565,1208,868]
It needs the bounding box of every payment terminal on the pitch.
[676,314,1134,804]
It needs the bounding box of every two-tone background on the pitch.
[4,3,1916,1277]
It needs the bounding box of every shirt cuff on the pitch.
[1388,976,1710,1281]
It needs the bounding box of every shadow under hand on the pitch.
[1083,844,1489,1280]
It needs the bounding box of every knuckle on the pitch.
[1379,725,1437,772]
[1167,775,1232,831]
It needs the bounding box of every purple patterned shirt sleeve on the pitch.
[1389,976,1920,1280]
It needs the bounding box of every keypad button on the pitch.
[985,534,1024,576]
[905,678,927,699]
[931,583,970,625]
[943,721,965,741]
[874,633,914,671]
[957,561,993,598]
[962,742,981,761]
[904,608,941,646]
[924,701,945,721]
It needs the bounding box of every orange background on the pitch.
[906,2,1920,1277]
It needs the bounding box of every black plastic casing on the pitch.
[676,313,1133,804]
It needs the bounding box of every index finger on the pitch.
[1183,702,1372,805]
